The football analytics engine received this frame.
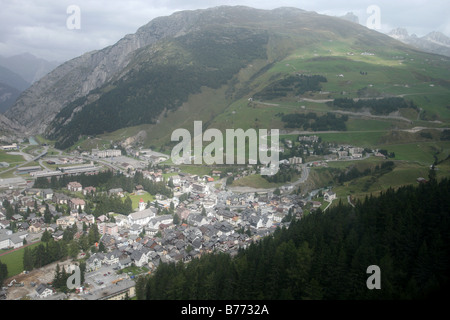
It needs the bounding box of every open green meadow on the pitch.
[0,242,42,278]
[124,191,155,210]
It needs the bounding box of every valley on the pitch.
[1,6,449,302]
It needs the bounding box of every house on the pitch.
[86,253,104,272]
[103,250,121,266]
[109,188,124,197]
[70,198,85,211]
[81,214,95,226]
[118,256,132,269]
[0,220,9,229]
[130,249,149,267]
[324,191,337,202]
[41,189,54,200]
[56,216,76,229]
[191,183,208,194]
[98,222,118,236]
[187,214,208,227]
[83,186,96,196]
[176,208,190,221]
[35,284,53,299]
[67,182,82,192]
[52,230,64,241]
[147,215,173,230]
[310,201,322,208]
[129,224,143,236]
[52,193,71,205]
[11,214,22,221]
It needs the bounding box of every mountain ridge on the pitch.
[4,6,450,149]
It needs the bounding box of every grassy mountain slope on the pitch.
[38,6,449,185]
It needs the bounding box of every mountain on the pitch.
[0,53,60,84]
[339,12,359,24]
[0,65,30,114]
[0,53,59,114]
[5,6,450,150]
[0,82,22,114]
[388,28,450,57]
[0,65,30,92]
[0,113,25,142]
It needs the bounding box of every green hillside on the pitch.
[40,7,450,195]
[44,7,449,151]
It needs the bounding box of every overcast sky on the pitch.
[1,0,449,62]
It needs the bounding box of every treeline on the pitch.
[49,28,269,149]
[332,97,417,115]
[88,194,133,217]
[254,74,327,100]
[136,177,450,300]
[338,161,395,184]
[23,224,100,272]
[52,262,86,293]
[280,112,348,131]
[263,166,299,184]
[0,260,7,286]
[33,170,173,198]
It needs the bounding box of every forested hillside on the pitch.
[136,177,450,300]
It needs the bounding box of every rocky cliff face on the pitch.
[388,28,450,57]
[0,113,25,142]
[4,6,413,143]
[4,8,206,135]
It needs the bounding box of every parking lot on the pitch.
[84,265,128,293]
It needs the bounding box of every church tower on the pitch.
[139,198,146,211]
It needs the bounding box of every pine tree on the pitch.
[0,260,8,287]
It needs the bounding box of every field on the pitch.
[0,150,25,164]
[0,242,42,278]
[124,191,155,210]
